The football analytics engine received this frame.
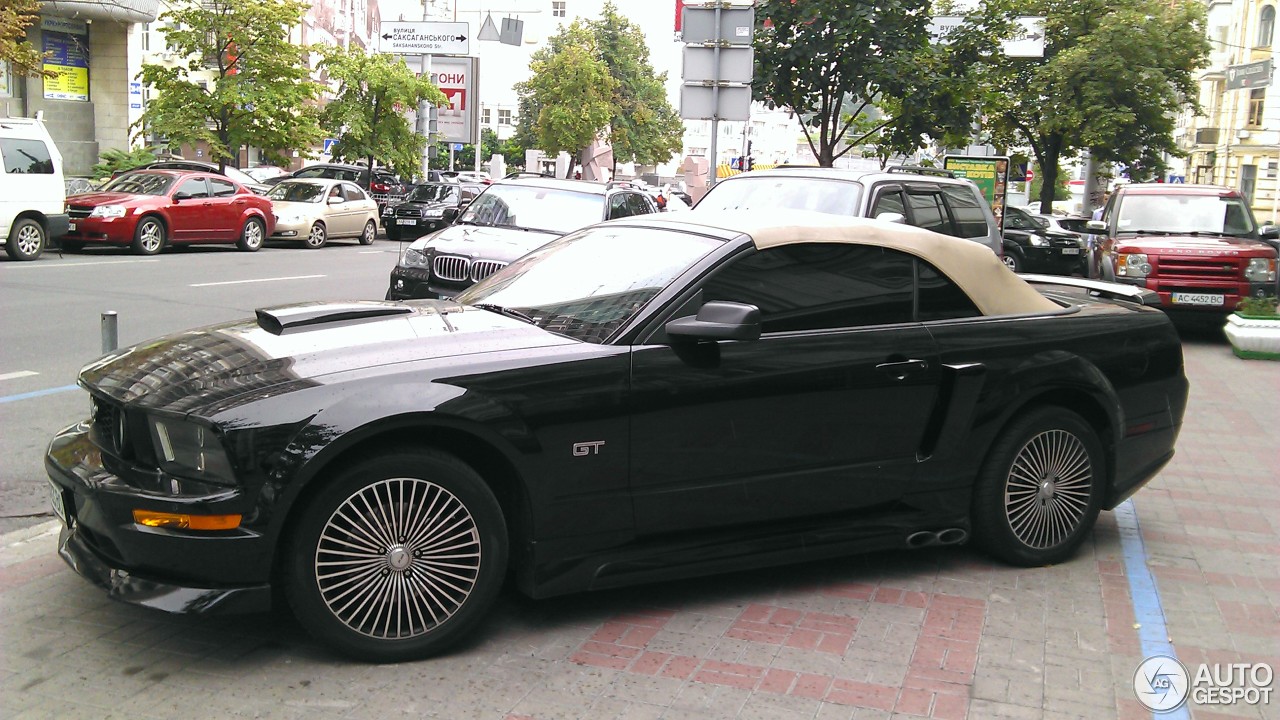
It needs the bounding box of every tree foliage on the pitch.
[0,0,51,78]
[431,128,525,172]
[978,0,1208,209]
[91,147,158,180]
[754,0,1002,166]
[135,0,323,170]
[319,46,446,184]
[518,22,616,176]
[515,6,682,171]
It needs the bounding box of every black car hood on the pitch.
[79,300,577,416]
[413,222,561,264]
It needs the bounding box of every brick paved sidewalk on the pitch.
[1,334,1275,720]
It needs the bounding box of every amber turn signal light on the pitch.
[132,510,241,530]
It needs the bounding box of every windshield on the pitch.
[696,176,861,215]
[104,172,174,195]
[455,226,722,343]
[267,181,326,203]
[408,184,460,203]
[458,184,604,233]
[1116,194,1256,236]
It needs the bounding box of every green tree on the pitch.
[135,0,323,170]
[0,0,50,78]
[91,147,157,180]
[319,46,446,185]
[754,0,1001,166]
[519,23,616,177]
[588,3,683,166]
[978,0,1208,209]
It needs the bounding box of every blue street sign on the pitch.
[1168,175,1185,184]
[323,138,338,153]
[452,143,464,151]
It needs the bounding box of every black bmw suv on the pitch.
[386,176,659,300]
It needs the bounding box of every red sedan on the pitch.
[61,170,275,255]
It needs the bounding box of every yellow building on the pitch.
[1178,0,1280,223]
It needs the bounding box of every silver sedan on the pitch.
[268,179,380,249]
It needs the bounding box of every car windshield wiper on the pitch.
[1182,230,1238,238]
[472,303,535,324]
[1120,229,1176,236]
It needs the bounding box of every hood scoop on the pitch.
[256,302,414,335]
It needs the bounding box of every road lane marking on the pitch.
[190,274,326,287]
[0,259,162,269]
[0,384,79,404]
[1116,500,1190,720]
[0,371,39,381]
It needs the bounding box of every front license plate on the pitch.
[396,219,417,226]
[67,222,76,232]
[48,481,67,526]
[1171,292,1224,306]
[1061,247,1080,255]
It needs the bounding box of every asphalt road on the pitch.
[0,238,406,535]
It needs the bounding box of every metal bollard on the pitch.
[101,311,118,354]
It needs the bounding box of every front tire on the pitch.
[237,217,265,252]
[359,220,377,245]
[971,407,1104,566]
[284,448,508,662]
[132,217,165,255]
[1002,249,1024,273]
[5,218,45,260]
[304,222,327,249]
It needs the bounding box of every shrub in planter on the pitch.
[1224,295,1280,360]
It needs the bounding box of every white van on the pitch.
[0,116,69,261]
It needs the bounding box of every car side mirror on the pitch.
[173,192,190,202]
[1259,224,1279,239]
[874,212,906,224]
[1086,220,1107,232]
[442,207,461,223]
[665,301,761,342]
[328,196,344,204]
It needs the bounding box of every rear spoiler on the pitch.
[1020,274,1162,307]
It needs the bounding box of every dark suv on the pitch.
[384,182,486,241]
[694,166,1002,256]
[387,176,659,300]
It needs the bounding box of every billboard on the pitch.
[41,18,90,102]
[428,56,479,146]
[943,155,1010,230]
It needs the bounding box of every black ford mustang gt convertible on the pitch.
[46,211,1188,662]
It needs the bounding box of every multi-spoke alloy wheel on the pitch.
[286,449,507,662]
[971,407,1103,566]
[315,477,481,640]
[132,217,165,255]
[1003,429,1092,549]
[5,219,45,260]
[238,218,264,251]
[305,223,327,249]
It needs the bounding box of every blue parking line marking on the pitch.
[0,384,79,404]
[1115,499,1190,719]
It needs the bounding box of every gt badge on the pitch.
[572,441,605,456]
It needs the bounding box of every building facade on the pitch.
[1,1,160,176]
[1178,0,1280,223]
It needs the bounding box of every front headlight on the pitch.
[423,208,445,218]
[90,205,127,219]
[402,246,431,268]
[1027,234,1048,247]
[1245,257,1277,282]
[148,416,235,484]
[1116,253,1151,278]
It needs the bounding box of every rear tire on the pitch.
[5,218,45,260]
[284,448,508,662]
[359,220,377,245]
[238,217,265,252]
[132,217,165,255]
[971,407,1104,567]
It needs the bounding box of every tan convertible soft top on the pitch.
[648,210,1060,316]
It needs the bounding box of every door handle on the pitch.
[876,359,929,380]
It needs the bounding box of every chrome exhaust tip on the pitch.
[906,531,938,548]
[937,528,969,545]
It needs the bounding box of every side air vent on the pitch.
[256,303,414,335]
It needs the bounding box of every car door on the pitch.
[168,177,212,241]
[206,177,243,240]
[343,182,375,235]
[628,243,942,534]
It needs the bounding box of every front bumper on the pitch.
[45,422,272,614]
[1117,278,1276,311]
[1022,246,1082,274]
[386,265,465,300]
[271,218,314,238]
[60,216,134,245]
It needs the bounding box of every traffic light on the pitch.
[746,140,753,170]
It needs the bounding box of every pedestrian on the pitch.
[1093,192,1110,220]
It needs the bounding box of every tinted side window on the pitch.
[870,189,905,218]
[209,178,237,197]
[917,260,981,321]
[0,138,54,174]
[343,183,366,201]
[941,185,990,238]
[625,192,653,216]
[607,194,630,219]
[297,168,326,178]
[906,190,951,234]
[176,178,209,198]
[701,244,914,332]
